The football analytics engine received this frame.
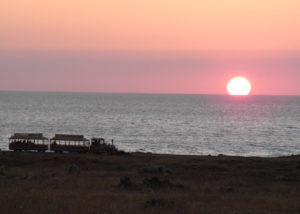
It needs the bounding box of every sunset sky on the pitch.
[1,0,300,95]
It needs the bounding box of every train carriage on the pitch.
[9,133,48,152]
[50,134,89,153]
[9,133,119,154]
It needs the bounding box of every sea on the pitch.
[0,91,300,156]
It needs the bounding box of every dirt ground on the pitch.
[0,151,300,214]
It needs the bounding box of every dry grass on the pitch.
[0,151,300,214]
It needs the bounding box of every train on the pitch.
[8,133,118,154]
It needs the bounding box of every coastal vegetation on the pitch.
[0,151,300,214]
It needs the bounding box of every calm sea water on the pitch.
[0,91,300,156]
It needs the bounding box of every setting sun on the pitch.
[227,77,252,96]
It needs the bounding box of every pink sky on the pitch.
[0,50,299,95]
[0,0,300,95]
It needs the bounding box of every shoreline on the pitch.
[1,148,299,158]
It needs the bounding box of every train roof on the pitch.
[9,133,48,140]
[51,134,89,141]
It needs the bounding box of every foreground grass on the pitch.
[0,151,300,214]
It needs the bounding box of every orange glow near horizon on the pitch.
[0,1,300,95]
[227,77,252,96]
[1,0,300,51]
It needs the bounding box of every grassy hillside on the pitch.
[0,151,300,214]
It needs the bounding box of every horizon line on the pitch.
[1,90,299,97]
